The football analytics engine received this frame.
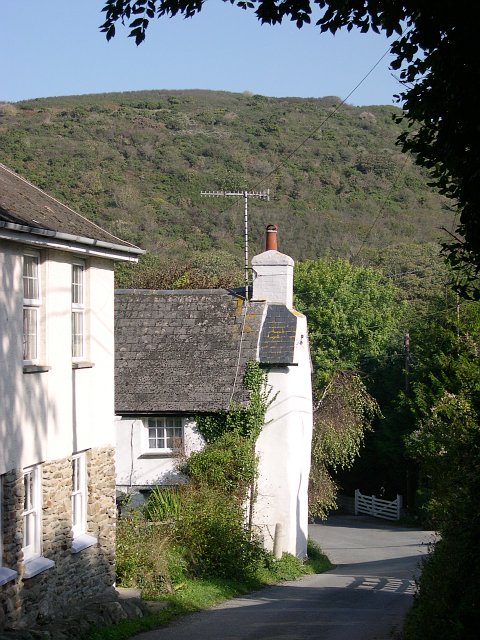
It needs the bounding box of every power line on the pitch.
[210,39,397,221]
[350,155,411,263]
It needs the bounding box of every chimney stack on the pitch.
[251,224,294,307]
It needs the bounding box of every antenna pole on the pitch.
[200,189,270,300]
[244,190,249,295]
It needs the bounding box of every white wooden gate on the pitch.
[354,489,402,521]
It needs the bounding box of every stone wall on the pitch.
[0,447,116,631]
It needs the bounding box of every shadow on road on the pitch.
[133,515,435,640]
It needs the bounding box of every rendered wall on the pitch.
[0,241,116,476]
[115,417,203,491]
[254,314,313,558]
[0,239,117,629]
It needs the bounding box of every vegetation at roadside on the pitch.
[401,311,480,639]
[293,257,404,517]
[94,363,331,640]
[85,539,330,640]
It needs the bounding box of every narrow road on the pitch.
[133,515,434,640]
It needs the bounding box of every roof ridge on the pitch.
[115,288,244,296]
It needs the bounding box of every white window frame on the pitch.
[71,262,85,360]
[22,465,41,563]
[71,453,86,538]
[143,417,184,455]
[23,252,41,364]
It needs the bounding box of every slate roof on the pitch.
[0,163,141,253]
[259,305,299,365]
[115,289,267,414]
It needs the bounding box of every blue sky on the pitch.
[2,1,400,106]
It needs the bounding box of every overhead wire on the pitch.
[211,37,398,223]
[222,29,428,397]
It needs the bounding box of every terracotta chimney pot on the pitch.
[265,224,278,251]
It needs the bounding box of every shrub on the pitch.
[183,430,257,498]
[142,486,181,523]
[116,511,175,597]
[175,483,265,581]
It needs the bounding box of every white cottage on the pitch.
[115,226,313,557]
[0,164,142,630]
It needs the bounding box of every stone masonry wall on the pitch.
[0,447,116,631]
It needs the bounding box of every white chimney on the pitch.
[251,225,294,307]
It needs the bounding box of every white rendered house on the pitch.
[0,164,142,630]
[115,226,313,557]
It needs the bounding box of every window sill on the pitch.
[71,534,98,554]
[72,361,94,370]
[23,556,55,579]
[139,451,181,459]
[0,566,17,586]
[23,364,51,374]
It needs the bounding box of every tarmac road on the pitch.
[132,515,434,640]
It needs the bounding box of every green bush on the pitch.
[175,483,265,581]
[405,393,480,639]
[116,512,175,598]
[183,430,257,497]
[142,486,181,523]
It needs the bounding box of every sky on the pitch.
[1,1,401,106]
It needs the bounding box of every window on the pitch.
[71,262,85,359]
[71,452,96,553]
[71,453,86,538]
[23,253,41,363]
[22,465,54,577]
[22,465,41,562]
[144,417,183,454]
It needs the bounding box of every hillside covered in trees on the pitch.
[0,89,451,275]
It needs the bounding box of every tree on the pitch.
[101,0,480,296]
[294,257,402,386]
[405,393,480,640]
[294,258,403,516]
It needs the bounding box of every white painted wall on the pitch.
[0,240,116,476]
[252,250,294,307]
[114,313,313,558]
[254,313,313,558]
[115,417,203,490]
[114,245,312,557]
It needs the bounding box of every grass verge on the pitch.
[83,539,332,640]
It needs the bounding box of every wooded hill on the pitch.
[0,89,452,270]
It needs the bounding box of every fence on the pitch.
[354,490,402,521]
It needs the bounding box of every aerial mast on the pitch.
[200,189,270,299]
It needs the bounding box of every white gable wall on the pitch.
[254,313,313,557]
